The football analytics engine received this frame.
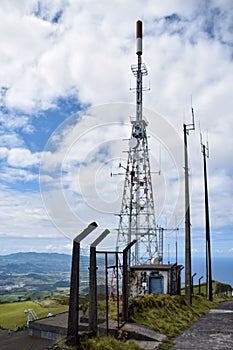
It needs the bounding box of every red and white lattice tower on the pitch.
[116,21,162,265]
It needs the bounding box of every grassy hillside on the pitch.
[0,299,68,330]
[129,293,221,337]
[191,281,232,296]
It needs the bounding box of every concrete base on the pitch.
[29,311,166,348]
[29,312,68,340]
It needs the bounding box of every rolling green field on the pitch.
[0,299,68,330]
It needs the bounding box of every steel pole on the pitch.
[203,145,213,301]
[184,124,192,303]
[88,229,109,335]
[122,240,137,322]
[89,246,97,334]
[67,240,80,346]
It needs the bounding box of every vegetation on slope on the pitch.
[212,280,232,295]
[129,293,221,336]
[191,281,232,296]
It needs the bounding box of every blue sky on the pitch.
[0,0,233,271]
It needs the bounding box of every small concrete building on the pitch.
[130,263,183,297]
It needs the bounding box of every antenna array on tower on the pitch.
[116,21,162,265]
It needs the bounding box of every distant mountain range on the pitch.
[0,251,107,275]
[0,252,72,274]
[0,252,108,302]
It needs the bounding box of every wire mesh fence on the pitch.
[78,248,124,335]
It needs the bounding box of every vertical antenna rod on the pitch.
[136,20,143,122]
[184,124,192,303]
[183,102,195,304]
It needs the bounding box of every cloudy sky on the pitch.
[0,0,232,273]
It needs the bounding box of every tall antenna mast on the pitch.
[183,100,195,304]
[116,21,161,265]
[200,132,212,301]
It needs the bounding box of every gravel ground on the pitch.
[0,329,54,350]
[168,300,233,350]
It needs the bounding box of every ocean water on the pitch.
[178,256,233,288]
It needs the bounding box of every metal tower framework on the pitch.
[116,21,161,265]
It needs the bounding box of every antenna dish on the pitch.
[129,137,138,149]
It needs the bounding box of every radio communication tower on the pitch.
[116,21,162,265]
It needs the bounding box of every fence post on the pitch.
[89,229,110,335]
[122,240,137,322]
[67,222,98,346]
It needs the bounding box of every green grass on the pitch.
[129,293,224,337]
[80,336,142,350]
[0,299,68,330]
[182,281,232,297]
[192,283,207,295]
[54,335,142,350]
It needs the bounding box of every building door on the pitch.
[148,275,164,294]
